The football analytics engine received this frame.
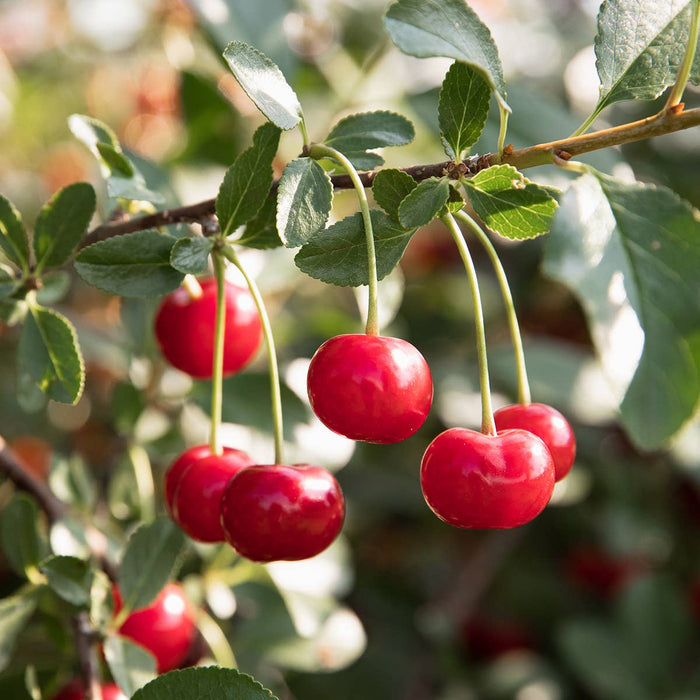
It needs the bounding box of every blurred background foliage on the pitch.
[0,0,699,698]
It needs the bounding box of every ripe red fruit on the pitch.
[460,616,534,661]
[172,450,254,542]
[113,583,196,673]
[154,277,262,379]
[220,463,344,562]
[307,334,433,443]
[494,403,576,481]
[164,444,214,516]
[52,680,127,700]
[420,428,555,529]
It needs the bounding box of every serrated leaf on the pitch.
[276,158,332,247]
[216,122,281,235]
[464,164,558,239]
[445,185,465,213]
[40,555,92,607]
[35,270,71,305]
[0,195,29,270]
[235,194,283,249]
[131,666,278,700]
[0,592,38,673]
[295,210,416,287]
[439,61,491,160]
[325,111,415,153]
[0,494,48,578]
[544,173,700,450]
[372,169,417,224]
[0,264,18,298]
[223,41,302,130]
[118,517,186,613]
[170,237,214,274]
[591,0,700,121]
[385,0,507,107]
[75,231,184,297]
[33,183,96,273]
[398,177,451,228]
[18,304,84,405]
[104,635,157,697]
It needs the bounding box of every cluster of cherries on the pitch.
[154,271,575,563]
[52,583,196,699]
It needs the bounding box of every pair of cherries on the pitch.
[306,334,575,529]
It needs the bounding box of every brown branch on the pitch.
[83,105,700,244]
[74,612,103,700]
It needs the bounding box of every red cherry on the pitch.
[420,428,555,529]
[220,464,345,562]
[307,334,433,444]
[460,616,534,661]
[154,277,262,379]
[52,681,127,700]
[172,450,254,542]
[164,444,214,516]
[113,583,196,673]
[494,403,576,481]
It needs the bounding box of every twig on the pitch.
[83,106,700,243]
[74,612,103,700]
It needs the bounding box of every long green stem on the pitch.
[496,102,510,158]
[441,212,496,436]
[309,143,379,335]
[209,251,227,456]
[665,0,700,109]
[455,210,531,405]
[570,106,602,138]
[223,245,284,464]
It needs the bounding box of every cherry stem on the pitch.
[665,0,700,110]
[454,210,531,406]
[210,250,227,456]
[309,143,379,336]
[223,245,284,464]
[441,212,497,436]
[496,100,510,158]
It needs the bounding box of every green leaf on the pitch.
[170,237,214,275]
[35,270,71,305]
[592,0,700,120]
[40,555,92,607]
[438,61,491,160]
[17,304,84,405]
[0,592,38,673]
[118,517,186,612]
[325,111,415,153]
[0,494,48,578]
[384,0,507,107]
[75,231,184,297]
[557,620,653,700]
[544,173,700,450]
[337,152,386,171]
[0,195,29,270]
[216,122,281,235]
[0,298,26,326]
[49,454,97,510]
[235,194,283,249]
[133,667,278,700]
[104,635,157,697]
[276,158,333,247]
[295,210,416,287]
[222,41,302,130]
[372,169,417,224]
[464,164,558,239]
[0,264,18,299]
[90,569,114,631]
[33,183,96,273]
[68,114,165,204]
[398,177,451,229]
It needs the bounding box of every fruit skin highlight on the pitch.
[51,680,127,700]
[154,277,262,379]
[420,427,555,529]
[113,582,196,673]
[221,463,345,562]
[494,402,576,481]
[307,334,433,444]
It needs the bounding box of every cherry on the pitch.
[460,615,534,661]
[113,582,196,673]
[494,403,576,482]
[420,428,555,529]
[307,334,433,444]
[154,277,262,379]
[220,463,344,562]
[164,444,214,516]
[172,449,254,542]
[52,681,127,700]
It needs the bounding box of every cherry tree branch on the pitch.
[83,105,700,244]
